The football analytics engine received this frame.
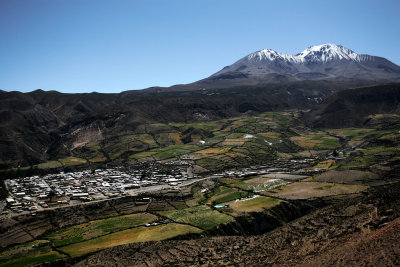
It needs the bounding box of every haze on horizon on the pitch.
[0,0,399,93]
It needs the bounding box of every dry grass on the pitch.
[263,181,369,200]
[221,139,246,146]
[168,132,182,144]
[190,134,203,143]
[312,160,335,170]
[60,223,202,257]
[58,157,87,166]
[290,135,340,150]
[135,134,158,148]
[225,152,239,158]
[195,147,232,154]
[257,132,282,139]
[36,161,62,169]
[328,128,374,137]
[227,196,281,215]
[313,170,379,184]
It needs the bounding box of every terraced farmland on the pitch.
[2,110,400,266]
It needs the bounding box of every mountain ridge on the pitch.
[212,44,400,82]
[139,44,400,93]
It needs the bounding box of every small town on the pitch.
[3,164,198,214]
[1,154,329,216]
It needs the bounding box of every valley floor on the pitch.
[1,111,400,266]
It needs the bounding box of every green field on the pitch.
[263,111,293,122]
[206,186,236,204]
[0,241,64,267]
[62,112,301,166]
[158,205,233,230]
[59,223,202,257]
[22,112,400,176]
[328,128,374,137]
[129,151,157,159]
[130,144,203,160]
[153,145,201,160]
[58,157,87,166]
[47,213,158,247]
[36,161,62,169]
[211,191,249,205]
[195,158,224,170]
[49,112,303,168]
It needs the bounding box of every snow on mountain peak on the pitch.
[297,44,359,62]
[247,49,302,63]
[246,44,360,64]
[212,43,400,82]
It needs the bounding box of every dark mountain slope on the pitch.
[0,91,63,167]
[0,83,333,168]
[304,83,400,128]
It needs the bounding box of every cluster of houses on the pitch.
[4,165,196,214]
[3,151,343,215]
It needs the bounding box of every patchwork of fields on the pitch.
[2,112,400,266]
[25,112,400,175]
[26,111,303,172]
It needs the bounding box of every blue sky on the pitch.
[0,0,399,93]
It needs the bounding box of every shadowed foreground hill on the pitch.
[304,83,400,128]
[76,180,400,267]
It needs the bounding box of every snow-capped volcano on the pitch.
[144,44,400,92]
[247,44,363,63]
[211,43,400,83]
